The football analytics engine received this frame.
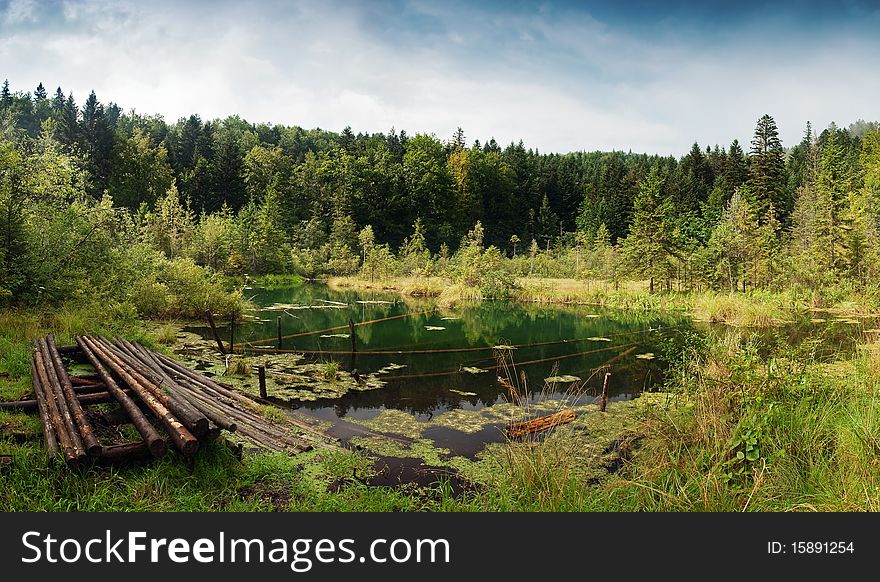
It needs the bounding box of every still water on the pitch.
[192,284,690,417]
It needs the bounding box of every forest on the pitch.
[2,78,880,317]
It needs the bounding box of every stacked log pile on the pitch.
[3,335,339,466]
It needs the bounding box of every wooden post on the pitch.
[229,314,235,355]
[205,311,226,356]
[258,365,267,399]
[348,318,357,352]
[277,316,282,348]
[600,371,611,412]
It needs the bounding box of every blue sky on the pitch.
[1,0,878,154]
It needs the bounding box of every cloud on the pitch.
[0,0,877,154]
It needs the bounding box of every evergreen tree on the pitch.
[34,83,47,101]
[80,91,115,196]
[622,166,678,292]
[748,114,789,223]
[707,188,761,291]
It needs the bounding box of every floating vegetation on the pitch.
[635,353,656,360]
[587,336,612,342]
[356,300,393,305]
[425,325,446,331]
[319,333,350,338]
[545,375,580,383]
[450,389,478,396]
[461,366,488,374]
[261,303,346,311]
[375,362,406,374]
[317,299,348,306]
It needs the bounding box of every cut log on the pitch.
[47,335,101,457]
[28,352,58,459]
[32,345,79,464]
[76,336,166,458]
[507,409,577,438]
[82,336,198,457]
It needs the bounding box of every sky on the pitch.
[1,0,879,155]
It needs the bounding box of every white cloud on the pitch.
[0,0,877,154]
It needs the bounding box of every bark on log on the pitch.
[0,390,133,412]
[32,345,79,464]
[47,335,101,457]
[507,409,577,438]
[99,441,153,463]
[82,336,198,457]
[28,352,58,458]
[37,338,86,461]
[76,336,166,458]
[95,337,209,437]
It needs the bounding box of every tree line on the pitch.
[2,78,879,307]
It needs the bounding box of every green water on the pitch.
[195,284,691,413]
[184,284,873,455]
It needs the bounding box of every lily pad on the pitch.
[450,389,478,396]
[545,375,581,383]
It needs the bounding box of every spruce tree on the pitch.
[748,114,789,223]
[34,83,47,101]
[622,166,678,293]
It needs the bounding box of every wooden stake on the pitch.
[277,316,282,348]
[348,318,357,352]
[600,371,611,412]
[205,310,227,356]
[258,365,267,399]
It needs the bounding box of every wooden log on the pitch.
[32,345,78,464]
[69,375,101,386]
[102,337,209,437]
[600,371,611,412]
[38,338,86,461]
[28,352,58,459]
[0,390,134,412]
[507,409,577,438]
[205,310,227,356]
[46,335,101,457]
[258,365,267,399]
[71,382,108,394]
[155,353,256,408]
[127,341,240,433]
[99,441,152,463]
[83,336,199,456]
[76,336,166,458]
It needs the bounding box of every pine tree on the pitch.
[622,166,678,293]
[34,83,47,101]
[1,80,10,106]
[748,114,789,223]
[56,94,80,149]
[816,126,852,271]
[724,139,748,191]
[80,91,114,196]
[51,87,65,112]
